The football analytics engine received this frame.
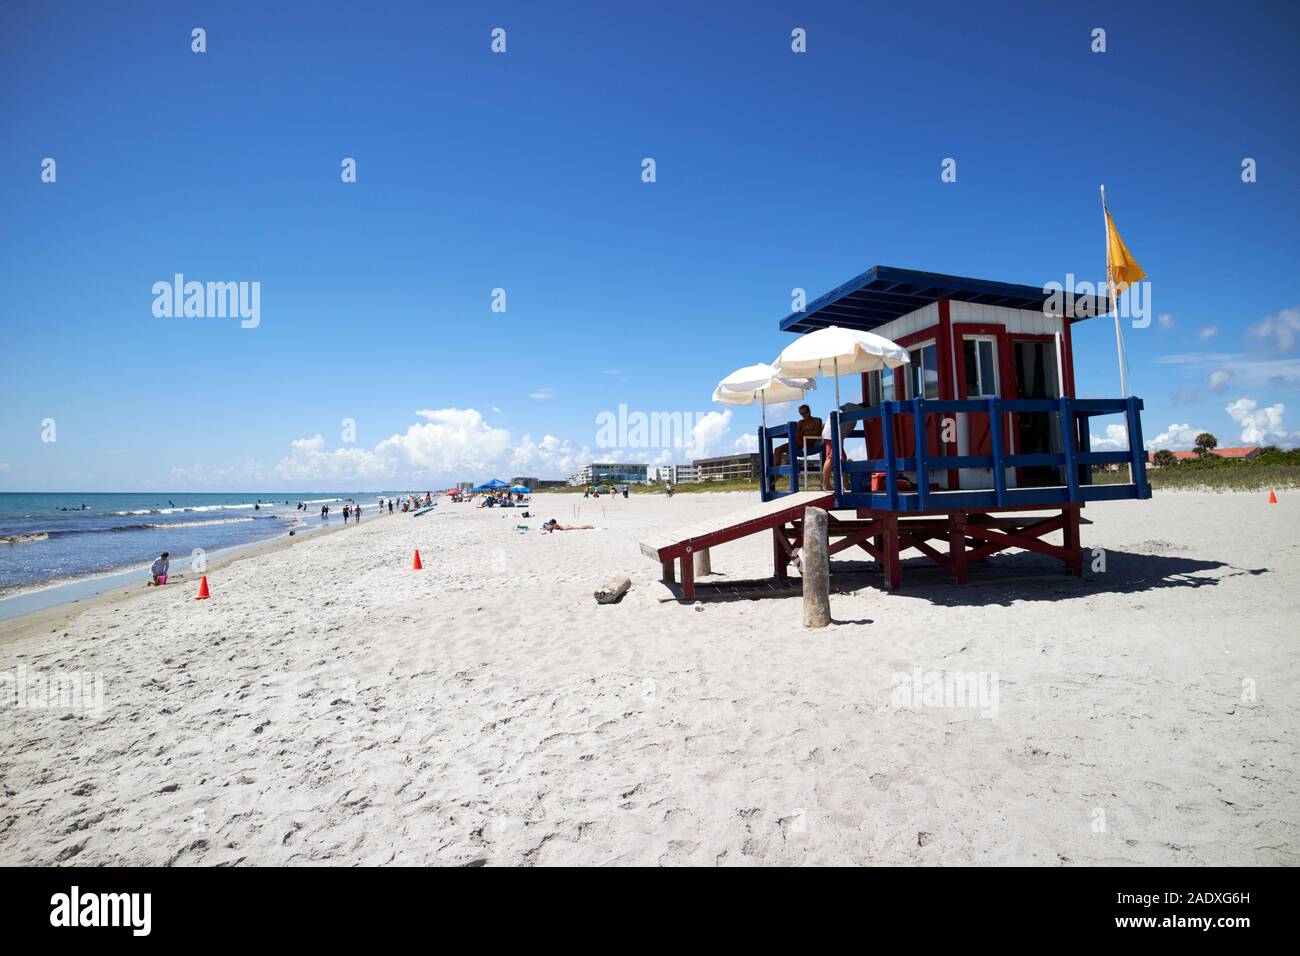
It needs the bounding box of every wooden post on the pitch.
[1063,507,1083,576]
[802,506,831,628]
[680,550,695,599]
[693,548,712,577]
[773,528,788,579]
[948,511,968,584]
[883,513,901,591]
[661,560,675,583]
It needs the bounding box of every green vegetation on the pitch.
[540,478,762,495]
[637,478,762,494]
[1096,445,1300,491]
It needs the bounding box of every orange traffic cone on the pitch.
[1268,489,1278,504]
[412,549,423,570]
[196,576,211,600]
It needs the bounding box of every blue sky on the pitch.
[1,0,1297,490]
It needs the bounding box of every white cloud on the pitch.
[271,408,514,483]
[1246,307,1300,353]
[733,432,759,453]
[0,463,10,472]
[527,387,555,400]
[510,433,591,476]
[1197,326,1217,340]
[1090,423,1130,451]
[685,410,733,459]
[1144,423,1205,451]
[1156,351,1300,391]
[1209,369,1232,393]
[1157,313,1174,330]
[172,402,766,489]
[602,368,623,376]
[1224,398,1289,445]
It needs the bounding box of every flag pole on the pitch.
[1101,184,1128,397]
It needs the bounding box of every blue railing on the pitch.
[758,396,1152,512]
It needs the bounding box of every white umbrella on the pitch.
[773,325,910,408]
[712,362,815,428]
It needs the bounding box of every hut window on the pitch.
[864,368,895,406]
[908,343,940,399]
[864,370,881,406]
[963,339,998,397]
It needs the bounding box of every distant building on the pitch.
[456,481,474,492]
[534,479,568,488]
[1147,447,1261,466]
[671,463,699,484]
[510,476,539,489]
[694,453,761,482]
[571,462,649,486]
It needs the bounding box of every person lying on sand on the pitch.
[542,518,594,532]
[146,551,170,586]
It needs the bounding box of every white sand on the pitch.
[1,490,1296,866]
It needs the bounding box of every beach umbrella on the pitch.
[510,485,530,493]
[712,362,816,429]
[773,326,909,408]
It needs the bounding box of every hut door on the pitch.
[1012,339,1063,486]
[958,336,1001,489]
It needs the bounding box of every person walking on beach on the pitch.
[321,504,329,520]
[388,499,393,514]
[146,551,170,586]
[354,504,362,524]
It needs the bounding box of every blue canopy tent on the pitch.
[473,478,509,492]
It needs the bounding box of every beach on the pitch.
[0,490,1296,866]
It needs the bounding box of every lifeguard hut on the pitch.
[639,265,1151,596]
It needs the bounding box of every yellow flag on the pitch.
[1104,208,1146,294]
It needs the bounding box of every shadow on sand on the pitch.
[826,548,1268,608]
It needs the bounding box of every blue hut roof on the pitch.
[778,265,1109,335]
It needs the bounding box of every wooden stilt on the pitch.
[949,511,968,584]
[1062,507,1083,576]
[883,514,901,591]
[661,560,675,583]
[680,551,695,599]
[773,527,789,579]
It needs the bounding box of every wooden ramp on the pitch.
[639,491,834,599]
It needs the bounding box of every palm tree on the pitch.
[1194,432,1218,457]
[1153,449,1177,468]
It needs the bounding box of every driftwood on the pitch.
[594,575,631,605]
[802,506,831,628]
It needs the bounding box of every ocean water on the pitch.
[0,491,414,602]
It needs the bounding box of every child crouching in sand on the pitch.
[146,551,170,585]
